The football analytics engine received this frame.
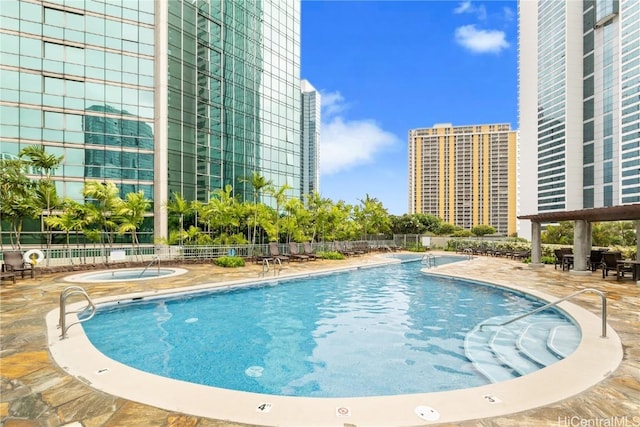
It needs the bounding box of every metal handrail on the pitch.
[260,257,283,277]
[274,257,282,276]
[463,248,473,260]
[58,286,96,340]
[480,288,608,338]
[138,255,160,278]
[261,258,270,277]
[421,254,437,269]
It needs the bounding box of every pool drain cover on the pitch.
[415,405,440,421]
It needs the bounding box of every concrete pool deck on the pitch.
[1,252,639,426]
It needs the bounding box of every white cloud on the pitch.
[503,6,515,22]
[453,1,487,20]
[454,25,509,54]
[318,92,400,175]
[321,91,348,118]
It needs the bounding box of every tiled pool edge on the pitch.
[46,261,623,427]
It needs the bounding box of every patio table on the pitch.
[616,260,640,281]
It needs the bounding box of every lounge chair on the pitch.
[333,241,354,256]
[288,242,309,262]
[1,250,35,279]
[303,242,318,260]
[345,241,364,256]
[268,242,290,263]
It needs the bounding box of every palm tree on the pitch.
[115,191,151,261]
[283,197,308,242]
[0,158,35,250]
[82,180,121,261]
[356,194,391,239]
[305,191,332,244]
[45,201,84,265]
[19,145,64,263]
[201,185,239,240]
[240,172,273,248]
[165,192,190,246]
[269,183,292,242]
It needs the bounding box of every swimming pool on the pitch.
[46,254,623,426]
[80,256,579,398]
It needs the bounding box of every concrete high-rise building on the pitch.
[300,79,320,198]
[408,123,518,235]
[518,0,640,237]
[0,0,301,243]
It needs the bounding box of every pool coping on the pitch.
[62,267,189,283]
[46,257,623,427]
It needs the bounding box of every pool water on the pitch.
[82,257,579,397]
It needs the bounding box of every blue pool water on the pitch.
[82,255,579,397]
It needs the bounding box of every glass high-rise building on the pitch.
[408,123,518,236]
[300,79,320,198]
[0,0,301,243]
[518,0,640,237]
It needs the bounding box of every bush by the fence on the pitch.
[214,256,245,268]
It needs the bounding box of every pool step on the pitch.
[547,325,582,358]
[464,314,580,383]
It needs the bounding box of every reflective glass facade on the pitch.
[165,0,301,206]
[619,0,640,203]
[0,0,155,203]
[300,79,320,197]
[536,1,568,212]
[1,0,302,241]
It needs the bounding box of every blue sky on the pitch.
[300,0,518,215]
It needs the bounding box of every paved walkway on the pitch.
[1,253,638,426]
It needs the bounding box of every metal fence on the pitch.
[1,239,401,268]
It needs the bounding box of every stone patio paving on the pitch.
[1,253,638,426]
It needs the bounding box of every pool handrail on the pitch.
[421,254,437,268]
[480,288,607,338]
[58,286,96,340]
[138,255,161,278]
[260,257,282,277]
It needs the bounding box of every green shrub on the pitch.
[541,255,556,265]
[214,256,245,268]
[406,244,426,252]
[317,251,345,260]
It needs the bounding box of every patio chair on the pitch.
[268,242,289,263]
[588,250,604,272]
[553,249,564,270]
[288,242,309,262]
[1,250,35,279]
[600,252,631,279]
[303,242,318,260]
[553,248,573,270]
[1,270,16,284]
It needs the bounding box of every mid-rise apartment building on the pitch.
[518,0,640,237]
[408,123,517,235]
[0,0,302,242]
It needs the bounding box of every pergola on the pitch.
[519,204,640,274]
